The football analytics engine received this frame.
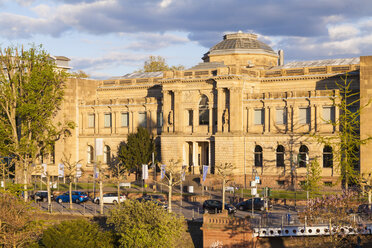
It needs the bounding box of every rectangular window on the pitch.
[276,108,287,125]
[121,112,129,127]
[324,181,333,187]
[254,109,264,125]
[88,114,95,128]
[323,106,335,123]
[299,107,310,124]
[104,113,112,128]
[277,180,285,186]
[138,112,147,128]
[188,110,193,126]
[157,112,163,128]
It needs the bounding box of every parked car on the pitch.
[235,197,272,211]
[357,203,372,215]
[93,192,126,204]
[137,194,167,203]
[55,191,89,204]
[136,196,168,210]
[203,199,236,214]
[30,190,54,202]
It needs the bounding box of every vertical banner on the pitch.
[58,163,64,178]
[202,165,209,182]
[181,165,187,181]
[142,164,148,180]
[161,164,166,179]
[41,163,47,178]
[95,138,103,162]
[76,163,82,178]
[94,166,99,179]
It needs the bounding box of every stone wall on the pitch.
[202,211,256,248]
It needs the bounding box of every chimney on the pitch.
[278,50,284,66]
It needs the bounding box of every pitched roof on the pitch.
[273,57,360,69]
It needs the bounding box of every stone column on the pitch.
[311,104,316,132]
[335,105,339,132]
[96,112,100,134]
[229,87,243,133]
[217,88,224,133]
[113,111,117,134]
[264,106,270,133]
[162,90,170,133]
[208,107,213,133]
[193,142,200,175]
[130,111,134,133]
[174,90,182,133]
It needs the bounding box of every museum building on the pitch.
[46,31,372,188]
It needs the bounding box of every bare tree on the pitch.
[60,153,83,209]
[0,192,41,247]
[215,162,236,211]
[160,159,186,213]
[108,155,127,206]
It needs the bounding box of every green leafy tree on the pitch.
[0,192,41,247]
[136,55,185,72]
[0,45,74,200]
[311,75,372,189]
[300,158,322,198]
[39,219,114,248]
[69,70,89,79]
[117,127,155,180]
[107,200,185,248]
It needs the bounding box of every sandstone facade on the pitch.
[40,32,372,189]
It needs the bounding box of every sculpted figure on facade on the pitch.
[168,110,174,126]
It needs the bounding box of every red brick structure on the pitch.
[202,211,256,247]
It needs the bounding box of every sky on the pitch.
[1,0,372,79]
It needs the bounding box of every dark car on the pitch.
[137,194,167,203]
[203,199,236,214]
[357,204,372,215]
[235,197,272,211]
[31,191,54,202]
[55,191,89,204]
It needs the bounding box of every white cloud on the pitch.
[159,0,172,8]
[328,24,359,40]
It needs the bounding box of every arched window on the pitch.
[199,95,209,125]
[323,146,333,168]
[254,145,263,167]
[87,145,94,164]
[276,145,285,167]
[104,145,111,164]
[299,145,309,167]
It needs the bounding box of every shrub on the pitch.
[107,200,185,248]
[39,219,114,248]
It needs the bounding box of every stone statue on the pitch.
[168,110,174,125]
[223,109,229,125]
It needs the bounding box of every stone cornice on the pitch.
[261,73,359,82]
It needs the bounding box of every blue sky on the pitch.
[1,0,372,79]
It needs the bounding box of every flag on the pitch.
[95,138,103,156]
[202,165,209,182]
[58,163,64,177]
[76,164,82,178]
[181,165,187,181]
[161,164,166,179]
[94,166,99,179]
[142,164,148,180]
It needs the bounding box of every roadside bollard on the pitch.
[192,209,194,219]
[197,207,199,218]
